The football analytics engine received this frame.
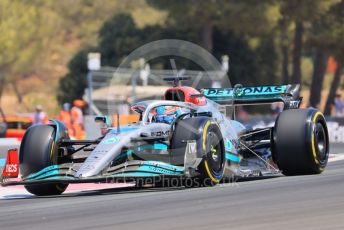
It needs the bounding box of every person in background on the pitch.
[58,103,73,135]
[334,94,344,117]
[71,99,85,139]
[33,104,48,125]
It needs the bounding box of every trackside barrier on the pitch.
[112,114,140,127]
[325,117,344,152]
[85,115,140,139]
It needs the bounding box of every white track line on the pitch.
[328,153,344,163]
[0,183,134,200]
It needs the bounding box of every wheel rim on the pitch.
[210,145,218,161]
[314,122,328,164]
[207,132,223,174]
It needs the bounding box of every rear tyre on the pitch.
[273,108,329,176]
[20,125,68,196]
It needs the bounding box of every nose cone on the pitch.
[75,126,141,178]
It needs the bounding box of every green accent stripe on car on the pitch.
[114,143,168,161]
[137,143,168,151]
[26,170,60,181]
[135,161,184,175]
[143,161,184,172]
[24,165,74,181]
[114,150,133,161]
[137,165,183,175]
[226,153,240,162]
[26,165,60,180]
[110,127,139,134]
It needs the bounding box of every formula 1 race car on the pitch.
[0,78,329,196]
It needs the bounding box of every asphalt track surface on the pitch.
[0,158,343,230]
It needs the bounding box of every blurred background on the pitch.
[0,0,343,141]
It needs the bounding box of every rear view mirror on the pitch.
[94,116,111,135]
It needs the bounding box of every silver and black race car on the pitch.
[0,79,329,196]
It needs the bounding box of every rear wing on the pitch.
[201,84,301,109]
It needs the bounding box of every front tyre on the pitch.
[171,117,225,187]
[273,108,329,175]
[20,125,68,196]
[198,122,226,186]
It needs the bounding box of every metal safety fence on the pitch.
[85,67,227,115]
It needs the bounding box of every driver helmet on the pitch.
[155,106,181,124]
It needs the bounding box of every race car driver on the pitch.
[154,106,182,124]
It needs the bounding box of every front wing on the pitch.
[1,160,185,186]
